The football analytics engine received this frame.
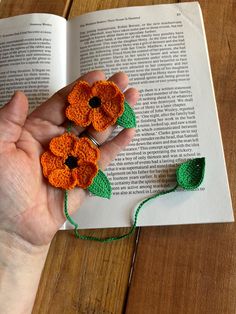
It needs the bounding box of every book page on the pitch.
[66,2,233,229]
[0,14,67,111]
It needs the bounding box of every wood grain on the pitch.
[33,229,136,313]
[0,0,71,19]
[126,224,236,314]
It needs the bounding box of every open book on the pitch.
[0,2,233,229]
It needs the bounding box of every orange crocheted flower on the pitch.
[41,133,100,190]
[66,81,125,131]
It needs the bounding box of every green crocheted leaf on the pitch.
[88,170,112,199]
[176,158,205,190]
[117,101,136,128]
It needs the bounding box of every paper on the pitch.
[65,2,234,229]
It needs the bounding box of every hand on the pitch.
[0,71,139,247]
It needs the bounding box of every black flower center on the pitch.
[89,96,101,108]
[65,155,78,169]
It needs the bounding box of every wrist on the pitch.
[0,229,50,255]
[0,229,50,314]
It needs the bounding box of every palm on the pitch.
[0,122,66,245]
[0,71,138,246]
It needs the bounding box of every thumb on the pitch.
[0,91,29,143]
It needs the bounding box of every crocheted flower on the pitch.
[41,133,100,190]
[66,81,125,131]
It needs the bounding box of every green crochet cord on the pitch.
[64,158,205,242]
[64,184,178,242]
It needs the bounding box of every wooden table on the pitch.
[1,1,235,313]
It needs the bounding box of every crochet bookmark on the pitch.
[64,157,205,242]
[66,80,136,131]
[40,78,205,242]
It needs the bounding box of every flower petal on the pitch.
[91,81,118,102]
[90,107,117,131]
[73,162,98,189]
[102,92,125,119]
[50,133,76,158]
[48,169,76,190]
[41,151,65,177]
[66,100,91,127]
[68,81,92,106]
[73,138,100,163]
